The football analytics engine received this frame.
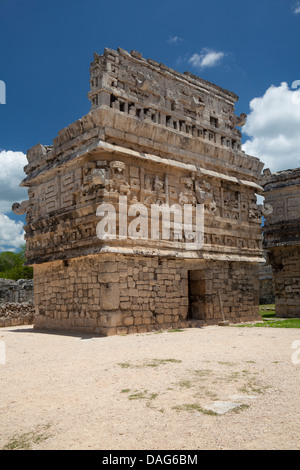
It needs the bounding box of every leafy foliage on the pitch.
[0,245,33,280]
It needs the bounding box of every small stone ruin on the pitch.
[13,47,269,335]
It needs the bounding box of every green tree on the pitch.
[0,245,33,280]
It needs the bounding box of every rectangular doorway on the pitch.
[188,270,207,320]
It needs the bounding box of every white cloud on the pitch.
[188,49,225,69]
[0,150,28,214]
[167,35,183,45]
[0,214,25,252]
[242,82,300,172]
[294,3,300,14]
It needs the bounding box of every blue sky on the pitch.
[1,0,300,251]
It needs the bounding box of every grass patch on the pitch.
[232,404,250,413]
[118,362,131,368]
[128,390,149,400]
[167,329,185,333]
[259,304,276,317]
[239,318,300,328]
[145,358,182,368]
[121,389,160,410]
[236,304,300,328]
[126,390,158,401]
[149,393,158,400]
[172,403,218,416]
[193,369,213,377]
[193,387,219,400]
[201,389,219,399]
[178,380,192,389]
[121,388,131,393]
[219,371,240,383]
[2,424,52,450]
[118,359,182,369]
[261,318,300,328]
[238,376,269,395]
[218,361,235,366]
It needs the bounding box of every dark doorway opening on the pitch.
[188,270,206,320]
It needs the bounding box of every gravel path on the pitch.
[0,324,299,450]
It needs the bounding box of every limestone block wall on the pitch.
[259,263,275,305]
[0,302,35,327]
[189,261,260,324]
[33,254,188,335]
[33,255,260,335]
[263,167,300,317]
[268,246,300,317]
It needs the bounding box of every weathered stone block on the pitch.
[100,283,120,310]
[123,316,134,326]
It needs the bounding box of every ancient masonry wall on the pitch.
[268,246,300,317]
[34,255,260,335]
[0,279,34,327]
[258,263,275,305]
[0,278,33,304]
[189,261,260,323]
[263,168,300,318]
[0,303,35,328]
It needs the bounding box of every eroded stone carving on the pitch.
[195,180,213,205]
[258,203,273,216]
[230,113,247,128]
[92,168,106,186]
[109,161,130,194]
[12,200,29,216]
[179,177,196,205]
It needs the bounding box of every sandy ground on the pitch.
[0,324,299,450]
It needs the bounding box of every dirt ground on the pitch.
[0,324,299,450]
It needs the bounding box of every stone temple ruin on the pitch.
[263,168,300,318]
[0,279,34,327]
[13,47,269,335]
